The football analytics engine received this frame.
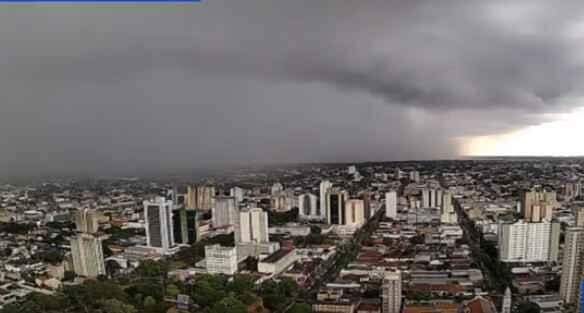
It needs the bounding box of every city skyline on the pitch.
[1,1,584,177]
[3,1,584,312]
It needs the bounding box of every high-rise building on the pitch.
[422,188,443,208]
[382,272,402,313]
[576,208,584,227]
[409,171,420,183]
[394,167,402,179]
[144,197,174,254]
[436,189,443,207]
[186,185,215,211]
[565,182,583,201]
[70,207,105,278]
[173,208,198,245]
[521,189,556,222]
[360,191,372,219]
[271,182,284,196]
[238,208,269,244]
[230,187,245,204]
[440,192,457,224]
[298,193,320,220]
[73,208,100,234]
[271,191,296,212]
[347,165,357,175]
[385,191,397,219]
[205,245,238,275]
[212,197,238,228]
[166,187,185,207]
[422,189,430,208]
[70,233,105,278]
[345,199,365,226]
[502,287,512,313]
[326,189,348,225]
[319,180,333,221]
[560,227,584,305]
[498,221,560,263]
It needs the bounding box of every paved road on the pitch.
[280,205,385,313]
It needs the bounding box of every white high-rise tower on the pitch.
[70,208,105,278]
[385,191,397,219]
[560,227,584,305]
[144,197,175,254]
[70,234,105,278]
[238,208,269,244]
[319,180,333,220]
[382,272,402,313]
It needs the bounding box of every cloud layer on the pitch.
[0,1,583,177]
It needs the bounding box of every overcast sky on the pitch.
[1,1,584,177]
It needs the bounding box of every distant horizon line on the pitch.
[2,155,584,184]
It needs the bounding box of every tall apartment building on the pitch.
[360,191,372,219]
[521,189,556,222]
[320,180,333,221]
[205,245,238,275]
[576,208,584,227]
[560,227,584,305]
[298,193,321,221]
[422,189,430,208]
[440,192,457,224]
[70,207,105,278]
[382,272,402,313]
[271,182,284,196]
[498,221,560,263]
[70,233,105,278]
[271,191,296,212]
[230,187,245,204]
[422,188,443,208]
[409,171,420,183]
[385,191,397,219]
[326,189,348,225]
[565,182,583,200]
[166,186,184,207]
[144,197,174,254]
[238,208,269,244]
[172,208,198,244]
[212,197,238,228]
[74,208,100,234]
[345,199,365,226]
[186,185,215,211]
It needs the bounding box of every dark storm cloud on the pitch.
[0,1,583,176]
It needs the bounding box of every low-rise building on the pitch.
[258,248,297,275]
[205,245,238,275]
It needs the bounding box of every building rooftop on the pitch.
[261,248,294,264]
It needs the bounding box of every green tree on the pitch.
[136,260,168,278]
[228,275,255,294]
[209,296,247,313]
[289,303,312,313]
[191,278,226,308]
[143,296,157,308]
[96,299,137,313]
[126,281,164,303]
[166,284,180,298]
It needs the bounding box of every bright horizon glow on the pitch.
[463,107,584,157]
